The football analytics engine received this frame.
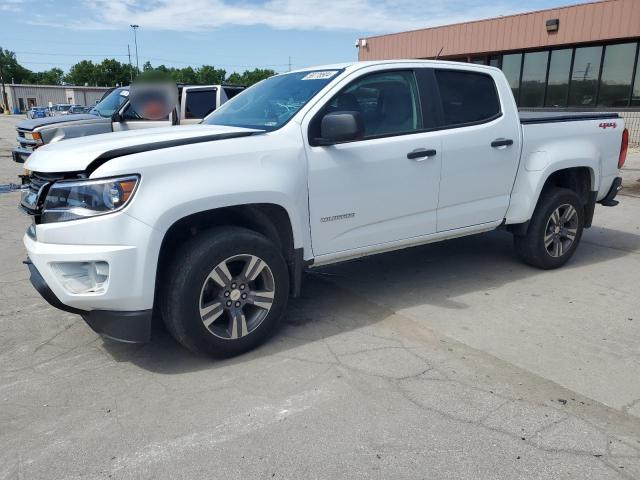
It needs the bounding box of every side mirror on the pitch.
[318,111,364,145]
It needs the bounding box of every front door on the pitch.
[305,69,442,257]
[112,102,172,131]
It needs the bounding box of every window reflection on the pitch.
[520,51,548,107]
[569,46,602,107]
[545,49,572,107]
[501,53,522,102]
[633,56,640,107]
[598,43,636,107]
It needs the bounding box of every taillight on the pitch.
[618,128,629,169]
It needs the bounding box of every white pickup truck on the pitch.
[20,60,628,357]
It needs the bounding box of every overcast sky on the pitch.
[1,0,588,74]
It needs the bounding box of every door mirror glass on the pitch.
[319,111,364,145]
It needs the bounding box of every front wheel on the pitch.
[514,188,584,269]
[161,227,289,357]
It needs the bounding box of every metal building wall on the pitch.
[358,0,640,60]
[7,85,110,111]
[8,85,66,110]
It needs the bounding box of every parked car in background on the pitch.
[12,84,244,163]
[48,104,73,116]
[68,105,93,114]
[27,107,49,119]
[19,61,628,357]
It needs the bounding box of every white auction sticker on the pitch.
[302,71,338,80]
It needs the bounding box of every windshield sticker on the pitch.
[120,90,130,97]
[302,71,338,81]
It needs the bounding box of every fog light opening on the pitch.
[51,261,109,294]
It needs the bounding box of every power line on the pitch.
[14,51,129,57]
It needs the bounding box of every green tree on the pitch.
[95,58,131,86]
[31,68,64,85]
[198,65,226,85]
[0,47,33,84]
[226,68,276,86]
[64,60,97,86]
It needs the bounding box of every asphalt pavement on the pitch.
[0,115,639,479]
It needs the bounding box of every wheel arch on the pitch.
[155,203,304,301]
[507,165,597,234]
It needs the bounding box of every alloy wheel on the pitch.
[544,204,578,258]
[199,254,275,340]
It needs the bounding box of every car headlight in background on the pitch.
[24,132,43,145]
[42,175,139,223]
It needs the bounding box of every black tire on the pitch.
[161,226,289,357]
[514,188,584,269]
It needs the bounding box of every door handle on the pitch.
[407,148,437,160]
[491,138,514,148]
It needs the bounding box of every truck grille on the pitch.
[17,129,35,151]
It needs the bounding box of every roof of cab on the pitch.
[289,59,501,75]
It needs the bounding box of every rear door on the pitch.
[433,68,521,232]
[305,68,443,256]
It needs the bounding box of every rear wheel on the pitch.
[514,188,584,269]
[161,227,289,357]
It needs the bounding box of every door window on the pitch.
[435,70,500,126]
[321,70,423,138]
[185,89,217,119]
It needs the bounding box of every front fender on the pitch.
[94,131,310,254]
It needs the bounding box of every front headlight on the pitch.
[25,132,43,145]
[42,175,139,223]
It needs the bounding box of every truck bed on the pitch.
[519,111,619,124]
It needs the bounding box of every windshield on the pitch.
[204,69,343,131]
[91,88,129,118]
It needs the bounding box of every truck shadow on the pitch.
[102,225,640,374]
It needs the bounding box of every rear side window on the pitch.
[435,70,500,126]
[185,89,217,119]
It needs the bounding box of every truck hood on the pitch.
[17,114,105,131]
[25,124,264,173]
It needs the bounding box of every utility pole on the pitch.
[127,44,133,83]
[130,24,140,75]
[0,58,7,114]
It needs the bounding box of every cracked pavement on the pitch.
[1,116,640,479]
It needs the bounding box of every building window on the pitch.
[598,42,637,107]
[434,70,500,126]
[520,51,549,107]
[545,49,572,107]
[488,55,502,68]
[470,56,487,65]
[501,53,522,102]
[632,49,640,107]
[569,46,602,107]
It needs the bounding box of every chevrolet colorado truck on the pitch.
[20,60,628,357]
[12,84,244,163]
